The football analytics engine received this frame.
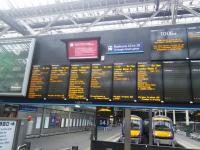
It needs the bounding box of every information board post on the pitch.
[149,109,153,145]
[94,109,98,141]
[39,105,46,137]
[124,108,131,150]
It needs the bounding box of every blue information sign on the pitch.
[106,42,144,54]
[97,118,108,127]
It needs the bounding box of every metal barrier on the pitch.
[91,141,194,150]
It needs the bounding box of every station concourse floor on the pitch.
[27,126,121,150]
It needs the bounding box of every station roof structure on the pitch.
[0,0,199,38]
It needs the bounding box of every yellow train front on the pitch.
[120,115,143,144]
[152,115,175,146]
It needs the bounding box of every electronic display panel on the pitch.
[67,39,99,60]
[68,64,90,100]
[188,27,200,59]
[113,63,136,101]
[163,61,191,103]
[151,28,188,60]
[191,61,200,103]
[47,65,70,99]
[0,38,35,96]
[90,64,112,100]
[137,62,162,102]
[28,65,50,99]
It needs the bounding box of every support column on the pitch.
[165,109,167,117]
[68,111,71,132]
[94,108,98,141]
[186,110,189,126]
[173,110,176,125]
[39,105,46,137]
[124,108,131,150]
[153,111,157,117]
[149,109,153,145]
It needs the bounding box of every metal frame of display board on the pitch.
[0,38,35,96]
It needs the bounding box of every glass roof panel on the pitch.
[0,0,79,10]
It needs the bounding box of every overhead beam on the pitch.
[66,15,83,29]
[0,26,11,37]
[20,20,36,35]
[2,0,160,18]
[0,11,30,35]
[140,1,169,27]
[171,0,178,25]
[180,4,200,18]
[119,11,140,26]
[83,8,111,32]
[36,15,62,35]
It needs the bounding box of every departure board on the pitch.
[28,65,50,99]
[90,64,112,100]
[47,65,70,99]
[137,62,162,102]
[163,61,191,103]
[191,61,200,103]
[68,64,90,100]
[151,28,188,60]
[113,63,136,101]
[188,27,200,59]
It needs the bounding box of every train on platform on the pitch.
[152,115,175,147]
[120,115,143,144]
[120,115,175,146]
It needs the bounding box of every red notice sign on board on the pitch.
[68,40,99,60]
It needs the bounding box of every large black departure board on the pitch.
[90,64,112,100]
[47,65,70,99]
[28,65,50,99]
[137,62,162,102]
[68,64,90,100]
[188,27,200,59]
[113,63,136,101]
[151,28,188,60]
[191,61,200,103]
[163,61,191,103]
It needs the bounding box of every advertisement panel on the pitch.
[67,39,99,60]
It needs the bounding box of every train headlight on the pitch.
[153,131,157,137]
[169,132,173,138]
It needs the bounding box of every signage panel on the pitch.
[90,64,112,100]
[0,38,35,96]
[137,62,163,102]
[151,28,188,60]
[191,61,200,103]
[48,65,70,99]
[28,65,50,99]
[106,42,144,54]
[188,27,200,59]
[68,64,91,100]
[113,63,136,101]
[67,39,99,60]
[0,120,16,150]
[163,61,191,103]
